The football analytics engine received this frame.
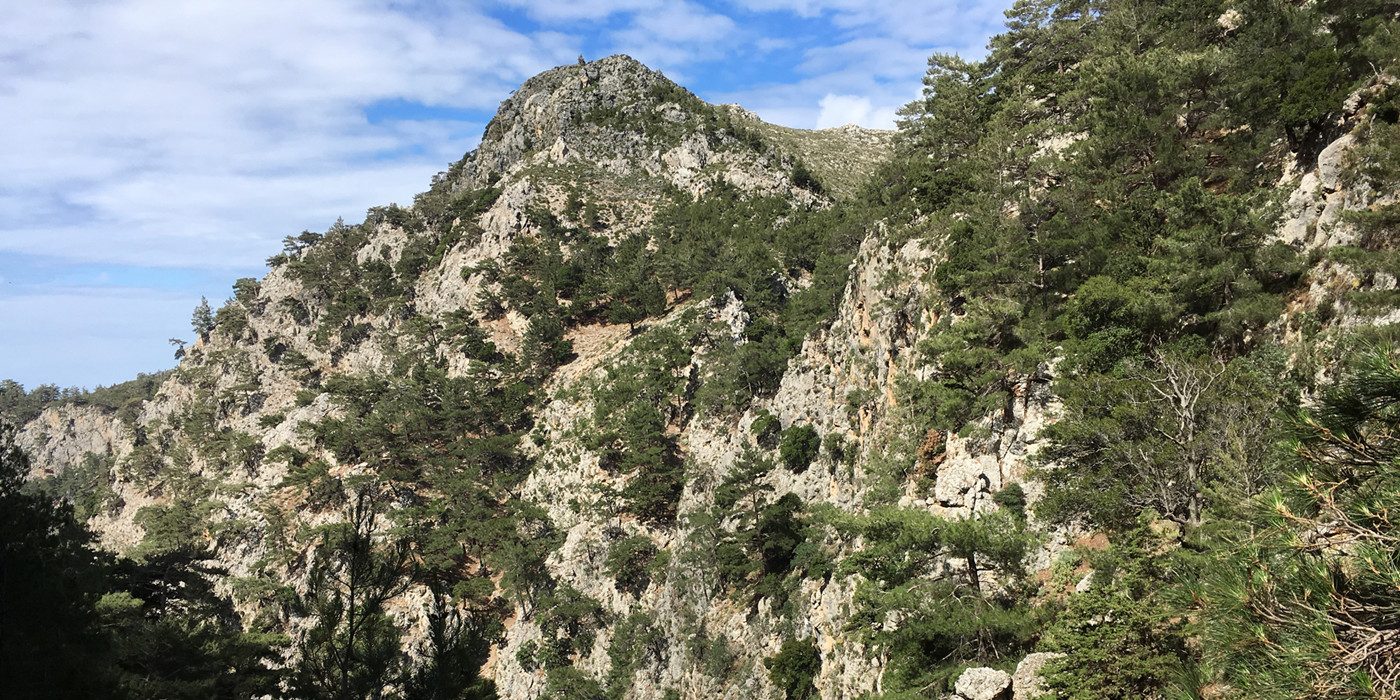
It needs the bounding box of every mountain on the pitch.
[8,2,1400,699]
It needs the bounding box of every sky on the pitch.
[0,0,1015,391]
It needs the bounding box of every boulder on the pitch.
[1013,652,1066,700]
[954,666,1013,700]
[1317,133,1356,192]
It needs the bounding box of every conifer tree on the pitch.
[292,487,414,700]
[1194,346,1400,698]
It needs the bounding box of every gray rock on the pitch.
[1013,652,1066,700]
[1317,133,1356,192]
[1075,571,1095,593]
[955,667,1013,700]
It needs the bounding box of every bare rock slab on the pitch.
[1013,652,1066,700]
[955,667,1013,700]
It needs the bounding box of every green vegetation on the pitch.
[605,611,666,699]
[765,639,821,700]
[0,422,286,700]
[778,424,820,473]
[750,409,782,448]
[1038,520,1189,700]
[536,585,606,669]
[839,0,1400,696]
[699,450,831,608]
[604,535,660,596]
[291,487,498,700]
[13,2,1400,697]
[584,326,693,524]
[0,371,171,426]
[1187,346,1400,698]
[837,505,1040,693]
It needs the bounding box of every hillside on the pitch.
[7,3,1400,700]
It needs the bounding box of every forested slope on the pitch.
[6,2,1400,699]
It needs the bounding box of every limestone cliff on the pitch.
[15,52,1397,700]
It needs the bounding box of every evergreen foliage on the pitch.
[12,2,1400,697]
[292,487,498,700]
[0,371,171,426]
[751,409,782,449]
[837,505,1041,693]
[292,488,416,700]
[0,421,119,698]
[0,423,286,700]
[778,424,820,473]
[1190,346,1400,698]
[605,535,660,596]
[1035,347,1290,529]
[191,296,215,341]
[765,639,821,700]
[1038,519,1190,700]
[849,0,1400,692]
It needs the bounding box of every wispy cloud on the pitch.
[0,0,1016,387]
[0,0,572,271]
[495,0,663,23]
[612,1,739,67]
[716,0,1009,128]
[728,0,1008,47]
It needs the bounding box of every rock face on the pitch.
[14,55,937,700]
[21,52,1371,700]
[447,54,822,208]
[1274,77,1399,252]
[18,403,125,477]
[1269,77,1400,373]
[1275,132,1364,250]
[954,667,1013,700]
[1012,653,1065,700]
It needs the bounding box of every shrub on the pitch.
[821,433,846,464]
[751,410,781,449]
[765,638,820,700]
[779,425,820,473]
[605,535,659,597]
[516,640,539,672]
[543,667,605,700]
[992,482,1026,518]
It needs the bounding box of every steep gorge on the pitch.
[12,3,1400,699]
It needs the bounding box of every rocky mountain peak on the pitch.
[13,4,1400,700]
[451,54,706,191]
[434,53,891,204]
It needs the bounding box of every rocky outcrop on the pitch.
[1012,652,1065,700]
[18,403,125,477]
[14,55,1094,700]
[948,654,1064,700]
[1274,77,1398,251]
[1276,132,1367,250]
[447,55,821,208]
[954,667,1013,700]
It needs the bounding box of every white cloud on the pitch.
[495,0,662,23]
[632,3,736,42]
[0,0,572,270]
[814,93,899,129]
[708,0,1008,130]
[609,2,740,71]
[0,0,1020,386]
[798,37,939,82]
[728,0,1009,48]
[0,0,578,384]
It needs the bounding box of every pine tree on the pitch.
[191,296,215,341]
[292,487,414,700]
[1193,346,1400,698]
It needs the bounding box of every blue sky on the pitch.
[0,0,1013,390]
